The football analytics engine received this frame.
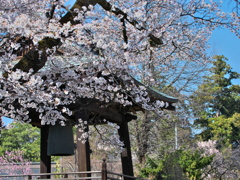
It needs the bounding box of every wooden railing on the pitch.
[0,171,101,180]
[0,159,148,180]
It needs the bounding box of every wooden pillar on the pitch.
[40,126,51,179]
[118,114,134,179]
[102,159,107,180]
[75,110,91,176]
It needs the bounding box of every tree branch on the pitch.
[11,0,163,74]
[59,0,97,24]
[97,0,163,46]
[11,37,61,75]
[121,18,128,44]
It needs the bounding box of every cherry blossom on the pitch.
[0,0,239,131]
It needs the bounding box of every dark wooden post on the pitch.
[40,126,51,179]
[75,109,91,177]
[102,159,107,180]
[118,114,134,179]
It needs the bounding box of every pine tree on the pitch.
[191,55,240,143]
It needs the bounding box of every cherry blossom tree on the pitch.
[0,150,32,177]
[198,140,240,179]
[0,0,239,135]
[233,0,240,15]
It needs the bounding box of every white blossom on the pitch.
[0,0,239,150]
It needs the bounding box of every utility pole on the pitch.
[175,122,178,150]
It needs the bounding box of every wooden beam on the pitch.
[75,110,91,177]
[86,103,123,123]
[40,126,51,179]
[118,113,134,180]
[86,102,137,124]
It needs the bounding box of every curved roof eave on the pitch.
[132,78,178,104]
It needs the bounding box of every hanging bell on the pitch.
[47,121,74,156]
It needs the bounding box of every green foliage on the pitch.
[0,122,40,161]
[191,55,240,142]
[209,113,240,146]
[177,149,214,180]
[139,149,214,180]
[139,157,163,179]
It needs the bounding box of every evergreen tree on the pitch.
[191,55,240,143]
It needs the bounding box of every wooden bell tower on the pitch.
[30,80,178,179]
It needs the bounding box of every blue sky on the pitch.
[209,28,240,85]
[2,1,240,126]
[208,0,240,85]
[209,29,240,84]
[2,117,12,126]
